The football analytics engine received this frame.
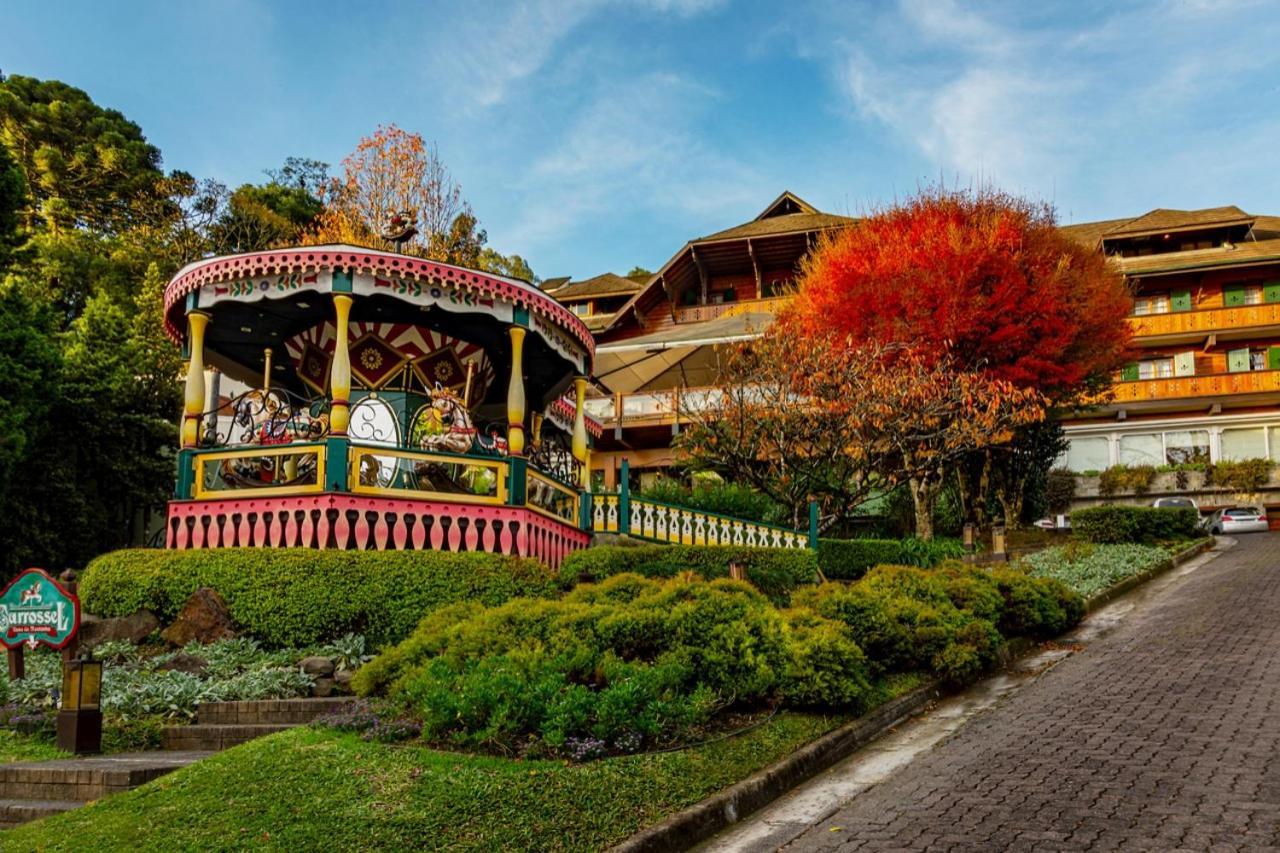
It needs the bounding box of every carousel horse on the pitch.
[418,384,478,455]
[218,390,320,487]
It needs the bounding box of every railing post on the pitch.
[175,449,195,500]
[326,437,349,492]
[808,500,819,550]
[579,491,593,532]
[508,458,527,507]
[619,459,631,535]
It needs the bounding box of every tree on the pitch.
[210,180,324,254]
[0,141,27,269]
[676,332,1042,537]
[0,74,168,234]
[988,421,1070,525]
[477,247,536,283]
[626,266,653,279]
[307,125,469,254]
[787,187,1133,405]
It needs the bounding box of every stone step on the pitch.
[162,723,296,752]
[0,797,82,828]
[196,696,357,726]
[0,751,210,803]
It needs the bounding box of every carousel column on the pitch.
[326,280,354,492]
[572,376,593,529]
[506,320,528,506]
[176,310,211,500]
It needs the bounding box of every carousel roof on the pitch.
[163,244,595,359]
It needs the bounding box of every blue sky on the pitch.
[3,0,1279,279]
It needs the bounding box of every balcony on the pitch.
[1129,303,1280,342]
[584,386,725,426]
[1112,368,1280,403]
[673,296,791,324]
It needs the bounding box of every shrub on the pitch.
[1044,468,1076,515]
[557,545,817,604]
[1205,458,1272,493]
[1071,505,1199,544]
[355,574,871,757]
[638,479,786,525]
[1098,464,1157,497]
[79,549,559,647]
[817,537,965,581]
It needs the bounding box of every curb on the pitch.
[608,682,944,853]
[1083,536,1214,612]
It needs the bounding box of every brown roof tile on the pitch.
[548,273,644,301]
[1102,206,1254,240]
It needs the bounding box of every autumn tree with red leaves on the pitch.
[781,187,1133,530]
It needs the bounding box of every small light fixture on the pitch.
[991,524,1007,560]
[296,301,310,309]
[962,523,976,553]
[240,326,253,334]
[58,655,103,754]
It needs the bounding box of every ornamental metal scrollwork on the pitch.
[198,387,330,449]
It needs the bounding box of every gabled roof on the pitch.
[540,276,571,292]
[1101,206,1254,241]
[546,272,644,302]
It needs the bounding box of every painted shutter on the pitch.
[1228,348,1251,373]
[1265,281,1280,304]
[1224,283,1247,307]
[1170,289,1192,311]
[1121,362,1140,381]
[1174,351,1196,377]
[1269,346,1280,370]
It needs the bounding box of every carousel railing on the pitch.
[192,442,328,499]
[348,444,509,505]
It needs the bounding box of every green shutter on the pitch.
[1228,348,1251,373]
[1170,289,1192,311]
[1121,362,1140,381]
[1224,283,1247,306]
[1268,347,1280,370]
[1265,281,1280,304]
[1174,351,1196,377]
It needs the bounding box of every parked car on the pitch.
[1204,506,1270,535]
[1152,496,1199,511]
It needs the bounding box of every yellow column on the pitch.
[572,375,590,489]
[329,294,353,436]
[181,311,211,448]
[507,326,527,455]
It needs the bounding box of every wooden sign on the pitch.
[0,568,80,651]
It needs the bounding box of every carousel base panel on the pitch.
[165,494,590,570]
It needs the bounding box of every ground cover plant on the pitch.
[1020,543,1176,600]
[79,548,559,647]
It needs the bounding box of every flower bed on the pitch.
[1020,543,1174,600]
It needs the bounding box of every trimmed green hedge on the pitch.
[1071,505,1200,544]
[79,549,559,648]
[817,537,966,581]
[556,545,818,604]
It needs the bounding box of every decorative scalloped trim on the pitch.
[162,246,594,359]
[549,394,604,438]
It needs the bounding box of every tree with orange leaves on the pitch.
[306,124,470,257]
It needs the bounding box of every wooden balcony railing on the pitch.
[1129,303,1280,338]
[583,386,725,425]
[674,296,792,324]
[1112,368,1280,403]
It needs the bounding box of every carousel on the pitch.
[163,237,602,568]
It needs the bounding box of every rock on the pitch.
[155,652,208,676]
[160,588,238,647]
[300,656,335,678]
[78,610,161,650]
[334,670,354,694]
[311,677,336,698]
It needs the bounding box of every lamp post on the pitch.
[991,523,1008,562]
[57,655,103,755]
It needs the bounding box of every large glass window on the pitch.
[1269,427,1280,462]
[1119,433,1163,466]
[1164,430,1209,465]
[1133,294,1171,316]
[1063,437,1111,472]
[1138,358,1174,379]
[1221,427,1267,461]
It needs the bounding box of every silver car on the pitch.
[1205,506,1270,535]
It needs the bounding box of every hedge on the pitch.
[1071,505,1200,544]
[817,537,966,581]
[556,545,817,604]
[79,549,559,648]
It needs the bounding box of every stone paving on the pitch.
[776,535,1280,852]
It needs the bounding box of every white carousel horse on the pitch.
[419,384,478,455]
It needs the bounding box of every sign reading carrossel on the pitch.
[0,569,80,650]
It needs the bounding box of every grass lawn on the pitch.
[1,674,926,852]
[0,730,65,765]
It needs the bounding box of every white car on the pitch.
[1152,496,1199,511]
[1205,507,1270,535]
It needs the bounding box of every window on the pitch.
[1252,350,1267,371]
[1133,294,1171,316]
[1062,437,1110,472]
[570,303,591,317]
[1137,358,1174,379]
[1267,426,1280,461]
[1164,430,1209,465]
[1221,427,1267,461]
[1224,282,1263,306]
[1119,433,1163,466]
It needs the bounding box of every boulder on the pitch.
[155,652,209,676]
[78,610,161,650]
[300,656,335,678]
[311,677,336,698]
[160,588,238,647]
[334,670,354,694]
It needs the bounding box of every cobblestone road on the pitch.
[780,535,1280,852]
